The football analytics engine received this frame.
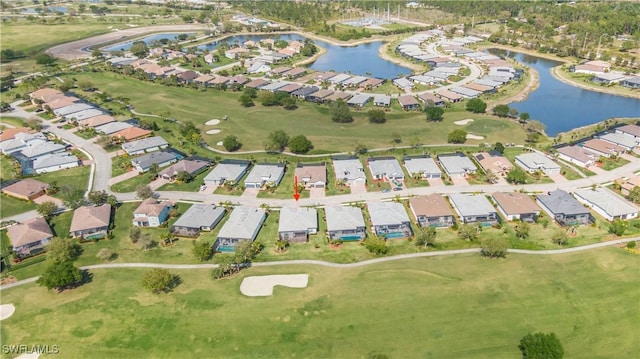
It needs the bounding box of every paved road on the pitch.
[1,237,636,291]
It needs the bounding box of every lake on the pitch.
[490,49,640,136]
[103,33,195,52]
[198,33,412,79]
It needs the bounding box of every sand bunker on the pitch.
[206,129,221,135]
[216,141,224,146]
[466,134,485,140]
[16,354,40,359]
[240,274,309,297]
[205,119,220,125]
[454,119,474,125]
[0,304,15,320]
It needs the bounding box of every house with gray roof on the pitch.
[204,159,251,186]
[615,124,640,145]
[14,141,67,161]
[121,136,169,155]
[328,73,351,84]
[159,158,211,181]
[131,151,180,173]
[368,157,404,182]
[599,132,637,150]
[95,121,133,135]
[515,152,561,175]
[171,204,226,237]
[620,76,640,89]
[448,194,499,225]
[536,189,592,226]
[450,86,480,98]
[410,75,438,85]
[32,153,79,174]
[403,156,441,179]
[260,82,289,92]
[393,77,414,90]
[215,207,266,252]
[291,86,318,99]
[65,108,106,122]
[244,163,286,189]
[0,132,47,155]
[342,75,367,87]
[347,94,371,108]
[372,94,391,107]
[332,157,366,186]
[437,153,477,177]
[367,201,413,239]
[306,89,334,103]
[278,207,318,242]
[573,187,638,221]
[325,206,366,241]
[53,103,94,117]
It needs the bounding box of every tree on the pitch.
[363,237,388,255]
[425,106,444,121]
[60,185,85,209]
[494,142,505,154]
[518,332,564,359]
[330,99,353,123]
[37,260,83,291]
[258,91,278,106]
[551,230,569,246]
[608,219,628,236]
[447,129,467,144]
[280,96,297,110]
[45,238,82,264]
[192,240,212,261]
[514,222,530,239]
[136,185,154,200]
[265,130,289,152]
[458,224,478,241]
[35,53,56,66]
[506,167,527,184]
[25,117,43,131]
[367,109,386,124]
[239,92,254,107]
[481,237,508,258]
[244,87,257,99]
[492,104,510,117]
[525,120,546,134]
[96,248,114,261]
[288,135,313,154]
[627,186,640,204]
[175,171,192,183]
[36,201,58,220]
[149,163,160,178]
[466,98,487,113]
[485,169,499,184]
[222,135,242,152]
[130,227,141,243]
[129,41,149,58]
[415,227,437,248]
[87,190,109,206]
[141,268,179,294]
[519,112,530,123]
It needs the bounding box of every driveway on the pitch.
[548,172,568,183]
[350,183,367,194]
[309,187,325,199]
[428,178,445,187]
[452,176,469,186]
[242,188,260,198]
[110,170,139,185]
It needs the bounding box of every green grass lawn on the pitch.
[1,248,638,358]
[59,72,531,153]
[0,155,20,183]
[598,156,630,171]
[49,211,74,239]
[256,167,311,200]
[0,194,37,219]
[36,166,91,193]
[156,169,211,192]
[111,173,154,193]
[0,117,26,128]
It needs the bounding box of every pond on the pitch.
[103,33,195,52]
[198,33,412,79]
[489,49,640,136]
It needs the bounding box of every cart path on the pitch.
[2,237,636,291]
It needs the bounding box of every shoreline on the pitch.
[555,117,640,139]
[377,39,424,72]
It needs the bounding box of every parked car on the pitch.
[381,189,390,193]
[393,187,403,191]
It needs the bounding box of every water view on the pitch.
[198,33,412,79]
[103,33,194,52]
[490,49,640,136]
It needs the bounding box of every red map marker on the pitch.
[293,175,300,201]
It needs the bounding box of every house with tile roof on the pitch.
[132,198,173,227]
[70,204,112,240]
[7,217,53,257]
[491,192,541,222]
[409,194,455,228]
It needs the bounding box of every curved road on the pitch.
[1,237,636,291]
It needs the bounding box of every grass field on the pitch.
[57,72,531,153]
[1,247,638,358]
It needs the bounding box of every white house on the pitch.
[515,153,561,175]
[573,187,638,221]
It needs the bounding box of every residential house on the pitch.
[176,70,198,83]
[599,132,637,150]
[581,138,626,157]
[110,126,151,142]
[324,206,366,241]
[342,75,367,87]
[367,201,413,239]
[463,82,494,94]
[393,77,414,90]
[328,74,351,85]
[121,136,169,156]
[448,193,499,225]
[314,71,337,82]
[77,114,115,128]
[278,207,318,242]
[291,86,319,100]
[65,108,106,122]
[367,157,405,182]
[158,158,211,181]
[409,194,455,228]
[132,198,173,227]
[7,217,53,257]
[294,163,326,188]
[536,189,591,226]
[0,132,47,155]
[30,88,63,104]
[53,103,95,118]
[491,192,541,222]
[245,78,270,89]
[244,163,285,189]
[437,153,477,177]
[95,121,133,135]
[327,92,352,102]
[276,83,302,94]
[31,153,79,174]
[372,94,391,107]
[620,76,640,89]
[418,92,445,106]
[283,68,307,79]
[214,207,266,251]
[615,124,640,145]
[69,204,112,240]
[260,82,289,92]
[306,89,334,103]
[171,204,226,237]
[0,128,32,142]
[359,78,384,90]
[225,47,249,59]
[556,145,597,168]
[515,153,561,175]
[347,94,371,108]
[131,151,180,173]
[209,76,230,87]
[450,86,480,99]
[332,157,366,186]
[592,72,626,84]
[194,74,215,86]
[403,156,441,179]
[247,62,271,74]
[1,179,48,201]
[473,152,514,177]
[203,159,251,186]
[397,95,421,110]
[573,187,638,221]
[436,89,464,103]
[618,175,639,196]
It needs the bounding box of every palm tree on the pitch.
[149,163,160,179]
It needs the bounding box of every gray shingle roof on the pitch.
[325,206,365,231]
[121,136,168,154]
[403,157,441,176]
[448,194,496,217]
[278,207,318,232]
[536,189,588,216]
[131,151,178,171]
[217,207,266,240]
[204,161,250,183]
[172,204,226,229]
[367,202,410,226]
